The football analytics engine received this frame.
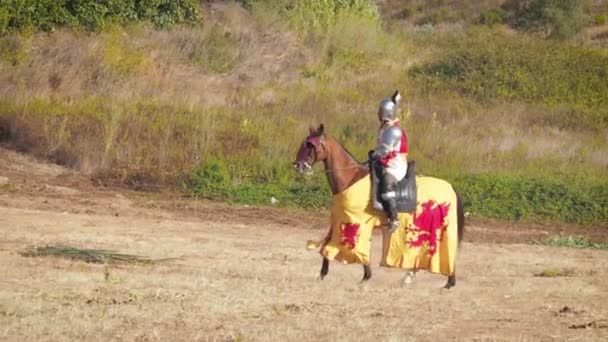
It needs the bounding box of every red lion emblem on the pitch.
[408,200,450,256]
[340,223,360,249]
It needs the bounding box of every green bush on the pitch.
[137,0,199,28]
[245,0,379,32]
[407,28,608,129]
[595,14,607,26]
[504,0,591,40]
[452,174,608,225]
[189,158,330,208]
[477,8,506,27]
[190,160,231,199]
[228,176,330,209]
[188,160,608,224]
[283,176,330,208]
[0,0,200,33]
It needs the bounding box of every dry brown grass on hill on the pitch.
[1,0,607,191]
[376,0,507,23]
[0,2,308,108]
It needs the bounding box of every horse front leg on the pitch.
[444,274,456,289]
[402,269,417,286]
[319,257,329,280]
[362,264,372,282]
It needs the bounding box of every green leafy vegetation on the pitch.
[408,28,608,130]
[477,8,506,27]
[543,236,608,250]
[504,0,591,40]
[451,174,608,224]
[245,0,380,32]
[189,160,231,199]
[0,0,200,33]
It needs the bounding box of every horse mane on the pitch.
[306,128,370,194]
[328,136,365,164]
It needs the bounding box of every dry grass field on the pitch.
[1,147,607,341]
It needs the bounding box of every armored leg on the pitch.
[380,171,399,233]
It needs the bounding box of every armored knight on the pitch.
[370,91,408,233]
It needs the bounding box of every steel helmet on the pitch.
[377,90,402,122]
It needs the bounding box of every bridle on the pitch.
[295,134,366,173]
[293,135,324,172]
[323,163,368,173]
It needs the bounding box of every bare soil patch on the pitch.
[1,147,607,341]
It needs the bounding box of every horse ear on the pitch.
[318,124,325,135]
[309,126,315,135]
[392,90,402,104]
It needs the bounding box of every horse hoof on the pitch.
[401,271,416,286]
[402,277,414,286]
[358,281,370,292]
[443,276,456,289]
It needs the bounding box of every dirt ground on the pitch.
[1,147,607,341]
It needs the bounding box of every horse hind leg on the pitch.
[443,274,456,289]
[443,263,458,289]
[361,265,372,282]
[444,192,463,290]
[319,258,329,280]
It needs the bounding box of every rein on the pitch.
[316,138,369,173]
[323,163,368,173]
[299,135,369,174]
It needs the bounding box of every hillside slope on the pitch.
[1,0,607,224]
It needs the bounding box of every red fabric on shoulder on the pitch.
[400,130,408,154]
[390,121,408,155]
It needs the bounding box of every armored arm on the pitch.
[372,127,402,160]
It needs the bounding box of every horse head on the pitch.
[294,124,329,175]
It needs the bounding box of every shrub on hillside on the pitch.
[408,28,608,129]
[503,0,592,40]
[244,0,379,31]
[190,160,231,199]
[452,174,608,225]
[0,0,200,33]
[477,8,506,27]
[189,158,330,208]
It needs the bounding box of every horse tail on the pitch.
[456,191,465,246]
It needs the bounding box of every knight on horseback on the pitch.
[369,91,408,234]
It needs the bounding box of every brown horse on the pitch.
[294,124,465,288]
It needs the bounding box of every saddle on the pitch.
[371,160,417,213]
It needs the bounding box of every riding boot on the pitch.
[380,171,400,234]
[385,198,399,233]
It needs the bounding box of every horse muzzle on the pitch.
[294,161,313,175]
